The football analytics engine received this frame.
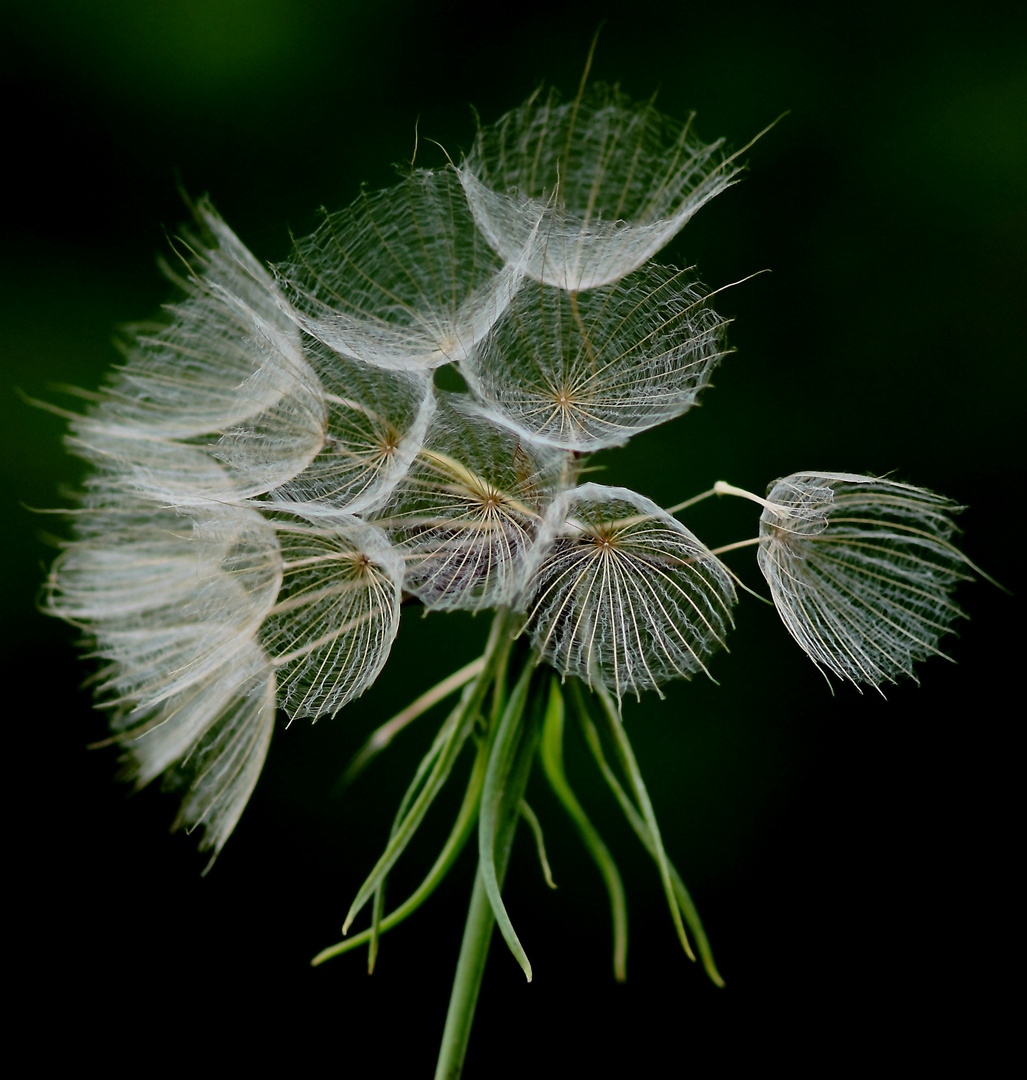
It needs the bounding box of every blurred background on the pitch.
[6,1,1023,1071]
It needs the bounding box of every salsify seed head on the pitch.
[46,82,979,861]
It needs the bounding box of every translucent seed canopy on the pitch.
[202,311,329,499]
[100,201,311,440]
[184,196,295,335]
[260,516,403,720]
[458,84,742,290]
[381,394,570,612]
[72,281,328,507]
[523,484,736,700]
[50,499,282,710]
[757,472,972,689]
[159,642,276,857]
[274,168,537,371]
[268,339,436,518]
[464,264,730,451]
[48,498,283,855]
[71,371,326,510]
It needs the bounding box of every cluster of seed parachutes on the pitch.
[49,85,972,855]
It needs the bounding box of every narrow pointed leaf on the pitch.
[571,681,725,984]
[312,721,494,965]
[539,678,628,981]
[478,662,536,980]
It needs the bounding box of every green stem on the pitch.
[434,865,500,1080]
[434,661,542,1080]
[343,609,516,935]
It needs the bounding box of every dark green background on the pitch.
[6,1,1022,1071]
